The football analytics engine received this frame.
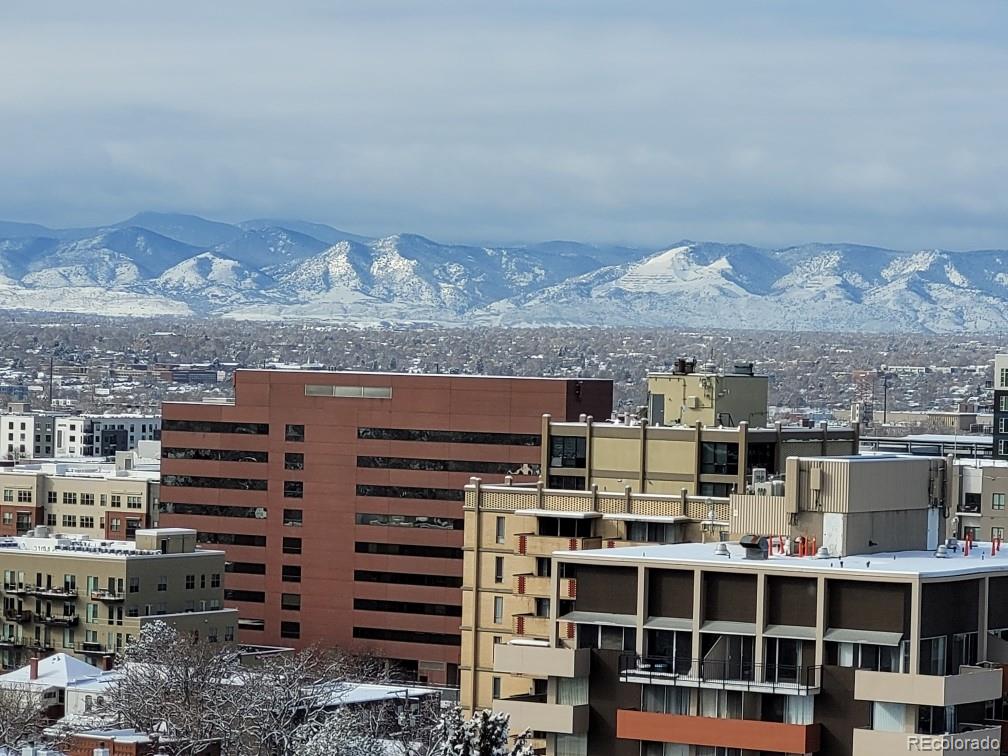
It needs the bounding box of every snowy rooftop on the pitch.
[0,530,219,560]
[555,540,1008,579]
[0,460,159,481]
[0,653,103,689]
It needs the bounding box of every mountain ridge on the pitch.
[0,213,1004,332]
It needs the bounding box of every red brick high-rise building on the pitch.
[157,370,612,684]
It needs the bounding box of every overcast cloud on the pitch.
[0,0,1006,249]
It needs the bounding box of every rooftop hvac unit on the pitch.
[686,396,700,410]
[752,468,768,485]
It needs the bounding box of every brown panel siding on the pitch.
[570,565,639,615]
[703,572,757,623]
[647,569,694,619]
[826,579,909,634]
[767,575,818,627]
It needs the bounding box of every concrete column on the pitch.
[639,419,648,493]
[636,565,647,655]
[584,415,594,488]
[737,421,749,494]
[691,568,703,677]
[909,580,922,674]
[979,576,989,661]
[467,477,483,713]
[755,571,766,682]
[540,414,551,484]
[694,421,704,494]
[814,575,827,668]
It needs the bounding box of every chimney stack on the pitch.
[29,656,39,680]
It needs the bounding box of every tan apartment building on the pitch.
[951,458,1008,543]
[463,455,956,754]
[0,456,158,540]
[0,527,236,671]
[542,415,858,497]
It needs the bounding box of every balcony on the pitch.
[855,666,1004,707]
[852,725,1001,756]
[494,643,590,678]
[512,614,551,638]
[90,589,125,603]
[516,534,602,556]
[26,638,54,652]
[3,609,31,623]
[492,694,589,735]
[2,584,34,596]
[38,615,79,627]
[512,575,576,598]
[33,586,78,599]
[617,710,820,753]
[81,641,115,656]
[0,636,23,648]
[619,654,822,695]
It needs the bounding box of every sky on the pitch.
[0,0,1006,250]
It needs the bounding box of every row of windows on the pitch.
[197,532,267,547]
[550,436,587,468]
[353,598,462,617]
[163,447,269,463]
[352,626,461,646]
[358,427,540,446]
[163,419,269,435]
[305,384,392,399]
[355,485,464,502]
[354,542,463,560]
[36,514,141,532]
[961,493,1006,514]
[353,570,462,588]
[355,512,463,530]
[162,475,268,491]
[225,562,267,575]
[160,502,263,519]
[356,456,524,475]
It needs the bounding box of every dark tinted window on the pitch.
[355,513,462,530]
[282,537,302,554]
[354,570,462,588]
[283,509,303,526]
[160,503,264,519]
[354,598,461,617]
[700,442,739,475]
[163,448,268,463]
[197,532,267,547]
[285,424,305,442]
[280,621,300,639]
[282,565,301,583]
[162,475,268,491]
[355,485,463,502]
[283,481,303,498]
[358,427,540,446]
[550,436,587,467]
[357,456,530,475]
[352,627,460,646]
[354,542,462,559]
[224,589,265,603]
[163,419,268,435]
[225,562,267,575]
[284,453,304,470]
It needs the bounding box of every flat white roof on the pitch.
[555,540,1008,579]
[0,532,220,560]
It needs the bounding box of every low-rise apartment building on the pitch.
[0,406,57,459]
[951,458,1008,543]
[55,414,161,458]
[0,527,236,671]
[0,456,159,540]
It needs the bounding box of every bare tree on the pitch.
[0,685,47,750]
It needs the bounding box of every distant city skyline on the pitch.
[1,1,1006,250]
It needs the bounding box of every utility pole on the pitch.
[48,355,54,410]
[882,372,891,425]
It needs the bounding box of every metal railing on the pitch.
[619,654,822,694]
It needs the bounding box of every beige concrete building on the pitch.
[646,361,769,428]
[0,527,236,671]
[461,454,954,754]
[0,454,159,540]
[542,415,859,497]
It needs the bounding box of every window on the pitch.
[550,436,587,468]
[225,626,235,642]
[128,577,140,593]
[548,475,586,490]
[185,575,195,589]
[110,495,122,508]
[700,442,740,475]
[162,419,269,435]
[285,424,305,442]
[163,448,269,463]
[80,516,94,529]
[197,532,267,548]
[157,576,168,592]
[282,565,301,583]
[63,492,77,505]
[493,596,504,624]
[353,598,462,617]
[354,570,463,588]
[356,456,527,475]
[354,512,462,530]
[577,624,636,651]
[352,627,460,646]
[110,518,121,532]
[357,427,540,446]
[1001,368,1008,389]
[305,384,392,398]
[224,590,266,603]
[281,593,301,610]
[211,573,221,587]
[492,677,501,699]
[47,491,57,504]
[496,516,506,544]
[283,481,303,498]
[226,562,266,575]
[995,527,1005,541]
[963,493,982,514]
[162,475,268,491]
[160,502,265,519]
[126,496,142,509]
[1001,395,1008,412]
[994,494,1006,511]
[495,556,504,584]
[62,514,77,527]
[283,509,303,527]
[354,542,462,559]
[282,537,302,554]
[280,621,300,639]
[284,453,304,470]
[16,490,31,503]
[46,514,56,527]
[80,493,94,507]
[354,485,464,502]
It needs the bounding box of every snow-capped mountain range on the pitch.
[0,212,1005,332]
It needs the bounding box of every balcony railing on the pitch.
[81,641,115,656]
[38,615,79,627]
[620,654,822,695]
[90,589,125,603]
[3,609,31,623]
[33,586,78,599]
[0,636,24,647]
[2,584,34,596]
